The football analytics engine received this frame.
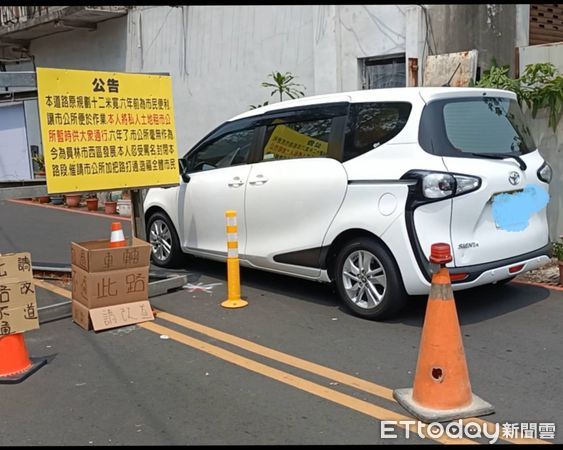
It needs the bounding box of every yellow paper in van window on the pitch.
[263,125,328,160]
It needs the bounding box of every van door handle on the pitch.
[227,177,245,188]
[249,175,268,186]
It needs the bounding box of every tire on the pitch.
[333,237,407,321]
[146,211,184,268]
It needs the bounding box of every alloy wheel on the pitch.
[342,250,387,309]
[149,218,173,263]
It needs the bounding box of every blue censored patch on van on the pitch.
[492,184,549,232]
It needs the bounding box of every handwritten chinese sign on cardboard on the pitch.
[0,252,39,335]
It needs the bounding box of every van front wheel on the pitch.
[146,211,183,268]
[334,238,407,320]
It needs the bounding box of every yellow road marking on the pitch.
[139,320,476,445]
[155,310,551,446]
[156,311,395,400]
[34,281,552,445]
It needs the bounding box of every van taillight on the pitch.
[508,264,525,274]
[537,162,552,184]
[401,170,481,202]
[450,273,469,281]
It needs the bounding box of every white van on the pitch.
[144,87,552,320]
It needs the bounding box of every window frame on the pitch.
[183,116,263,174]
[359,53,407,90]
[181,102,351,172]
[418,97,537,157]
[251,102,350,163]
[341,101,413,162]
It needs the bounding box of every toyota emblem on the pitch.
[508,171,520,186]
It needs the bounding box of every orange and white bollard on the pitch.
[221,210,248,309]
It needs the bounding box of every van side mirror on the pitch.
[178,158,190,183]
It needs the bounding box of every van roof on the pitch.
[230,86,517,121]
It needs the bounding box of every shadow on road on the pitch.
[164,254,554,327]
[394,282,552,328]
[165,254,339,309]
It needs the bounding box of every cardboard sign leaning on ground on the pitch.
[0,304,39,336]
[72,299,153,331]
[36,67,180,194]
[0,252,39,336]
[0,252,33,281]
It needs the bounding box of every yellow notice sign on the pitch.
[36,67,180,194]
[263,124,328,160]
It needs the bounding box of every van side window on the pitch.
[186,128,254,173]
[261,117,332,161]
[343,102,412,161]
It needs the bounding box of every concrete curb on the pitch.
[7,198,131,222]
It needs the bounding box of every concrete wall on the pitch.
[10,17,128,157]
[2,5,533,161]
[30,16,127,71]
[334,5,408,92]
[125,5,408,151]
[126,5,315,153]
[2,5,409,156]
[519,42,563,238]
[426,4,518,77]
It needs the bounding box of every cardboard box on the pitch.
[71,264,149,309]
[0,279,37,309]
[72,300,91,330]
[0,252,33,282]
[0,302,39,335]
[72,299,154,331]
[71,237,151,273]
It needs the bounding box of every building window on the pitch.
[359,54,406,89]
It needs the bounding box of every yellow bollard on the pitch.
[221,210,248,309]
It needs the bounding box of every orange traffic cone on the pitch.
[0,333,47,384]
[109,221,126,248]
[393,243,494,423]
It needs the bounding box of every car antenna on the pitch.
[442,63,462,87]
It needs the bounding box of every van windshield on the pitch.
[419,97,536,157]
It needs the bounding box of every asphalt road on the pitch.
[0,199,561,445]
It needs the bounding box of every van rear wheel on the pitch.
[334,237,407,320]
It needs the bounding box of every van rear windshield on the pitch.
[419,97,536,156]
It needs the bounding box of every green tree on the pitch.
[262,71,306,102]
[475,60,563,131]
[250,71,306,109]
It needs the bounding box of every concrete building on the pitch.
[0,4,561,235]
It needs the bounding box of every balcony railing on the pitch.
[0,6,66,27]
[0,6,129,44]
